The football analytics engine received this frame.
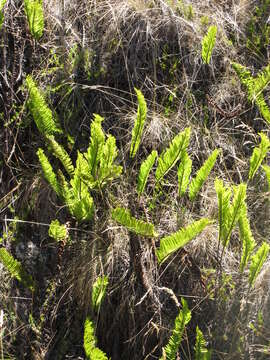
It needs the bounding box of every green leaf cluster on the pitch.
[48,220,68,242]
[201,25,217,64]
[24,0,44,39]
[84,317,108,360]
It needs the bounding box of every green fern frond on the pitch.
[239,203,256,272]
[48,219,68,242]
[231,62,254,99]
[215,178,232,244]
[0,248,35,291]
[84,317,108,360]
[137,150,158,195]
[155,127,191,184]
[194,326,211,360]
[249,132,270,180]
[156,218,211,264]
[130,88,147,158]
[75,151,96,188]
[24,0,44,39]
[92,276,109,312]
[111,207,158,237]
[99,135,122,186]
[201,25,217,64]
[178,152,192,197]
[37,148,61,196]
[47,135,74,177]
[262,164,270,190]
[26,75,62,135]
[189,149,220,201]
[249,242,269,287]
[0,0,6,29]
[253,64,270,96]
[160,298,191,360]
[222,183,247,247]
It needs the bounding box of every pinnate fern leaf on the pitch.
[92,276,109,312]
[112,207,158,237]
[160,298,191,360]
[156,218,211,264]
[178,152,192,197]
[130,88,147,158]
[262,164,270,190]
[26,75,62,135]
[99,135,122,186]
[155,127,191,183]
[84,317,108,360]
[239,207,256,272]
[194,326,211,360]
[249,242,270,287]
[249,132,270,180]
[189,149,220,201]
[37,148,61,196]
[137,150,158,195]
[47,135,74,177]
[24,0,44,39]
[201,25,217,64]
[215,178,232,244]
[0,248,35,291]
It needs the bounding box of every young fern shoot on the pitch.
[239,203,256,272]
[201,25,217,64]
[130,88,147,158]
[249,242,270,287]
[92,276,109,312]
[194,326,211,360]
[48,220,68,242]
[24,0,44,39]
[249,132,270,180]
[137,150,158,195]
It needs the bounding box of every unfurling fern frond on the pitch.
[99,135,122,186]
[137,150,158,195]
[215,178,232,244]
[156,218,211,264]
[155,127,191,184]
[26,76,62,135]
[160,298,191,360]
[24,0,44,39]
[262,164,270,190]
[239,203,256,272]
[37,148,61,196]
[201,25,217,64]
[189,149,220,201]
[92,276,109,312]
[178,152,192,197]
[0,0,6,29]
[0,248,35,291]
[130,88,147,158]
[194,326,211,360]
[249,132,270,180]
[111,207,158,237]
[249,242,269,287]
[84,317,108,360]
[47,135,74,177]
[48,219,68,242]
[222,183,247,247]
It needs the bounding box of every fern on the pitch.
[156,218,211,264]
[130,88,147,158]
[84,317,108,360]
[249,132,270,180]
[201,25,217,64]
[24,0,44,39]
[215,178,232,244]
[194,326,211,360]
[189,149,220,201]
[92,276,109,312]
[155,127,191,184]
[37,148,61,196]
[48,219,68,241]
[137,150,158,195]
[47,135,75,177]
[249,242,270,287]
[111,207,158,237]
[26,75,62,135]
[239,203,256,272]
[160,298,191,360]
[0,0,6,29]
[0,248,35,291]
[178,152,192,197]
[262,164,270,190]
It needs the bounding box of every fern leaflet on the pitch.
[84,317,108,360]
[137,150,158,195]
[262,164,270,190]
[92,276,109,312]
[194,326,211,360]
[178,152,192,197]
[239,203,256,272]
[249,242,270,287]
[0,248,35,291]
[249,132,270,180]
[99,135,122,186]
[189,149,220,201]
[112,207,158,237]
[215,178,232,244]
[47,135,74,177]
[24,0,44,39]
[26,76,62,135]
[37,148,61,196]
[201,25,217,64]
[130,88,147,158]
[156,218,211,264]
[160,298,191,360]
[155,127,191,183]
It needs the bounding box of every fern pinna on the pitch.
[130,88,147,158]
[24,0,44,39]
